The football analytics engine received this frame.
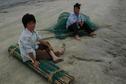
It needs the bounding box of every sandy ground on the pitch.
[0,0,126,84]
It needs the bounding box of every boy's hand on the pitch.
[32,60,39,69]
[36,41,40,45]
[28,53,39,69]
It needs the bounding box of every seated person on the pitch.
[66,3,96,40]
[18,13,65,68]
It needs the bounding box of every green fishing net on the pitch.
[47,12,97,39]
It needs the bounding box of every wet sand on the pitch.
[0,0,126,84]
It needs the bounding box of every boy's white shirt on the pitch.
[18,28,41,62]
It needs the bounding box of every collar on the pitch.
[73,12,80,17]
[25,28,35,36]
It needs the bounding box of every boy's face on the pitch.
[26,21,36,32]
[74,7,80,15]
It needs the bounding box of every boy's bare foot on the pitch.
[53,57,63,63]
[54,43,66,57]
[75,35,81,41]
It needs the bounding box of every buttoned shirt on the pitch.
[66,12,82,28]
[18,28,41,62]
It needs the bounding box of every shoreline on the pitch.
[0,0,56,11]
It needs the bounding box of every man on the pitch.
[19,13,65,68]
[66,3,96,40]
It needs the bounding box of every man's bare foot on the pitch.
[75,35,81,41]
[89,32,96,37]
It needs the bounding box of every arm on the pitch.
[22,36,39,68]
[29,52,39,68]
[35,31,53,50]
[79,15,84,27]
[79,21,84,27]
[36,32,42,41]
[28,52,36,63]
[66,14,75,28]
[66,16,71,28]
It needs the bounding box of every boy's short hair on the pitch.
[22,13,36,28]
[74,3,81,9]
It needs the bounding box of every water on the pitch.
[0,0,55,10]
[0,0,30,10]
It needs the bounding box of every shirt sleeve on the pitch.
[66,14,76,28]
[21,36,35,55]
[66,16,71,28]
[36,32,42,40]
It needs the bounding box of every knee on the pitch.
[45,41,49,44]
[36,49,41,52]
[39,40,49,44]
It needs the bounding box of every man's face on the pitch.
[26,21,36,32]
[74,7,80,15]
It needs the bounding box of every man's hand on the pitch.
[79,21,84,27]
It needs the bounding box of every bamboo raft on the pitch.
[8,44,74,84]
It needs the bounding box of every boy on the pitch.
[18,13,65,68]
[66,3,96,40]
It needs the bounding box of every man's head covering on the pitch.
[74,3,81,9]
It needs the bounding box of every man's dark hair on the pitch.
[74,3,81,9]
[22,13,36,28]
